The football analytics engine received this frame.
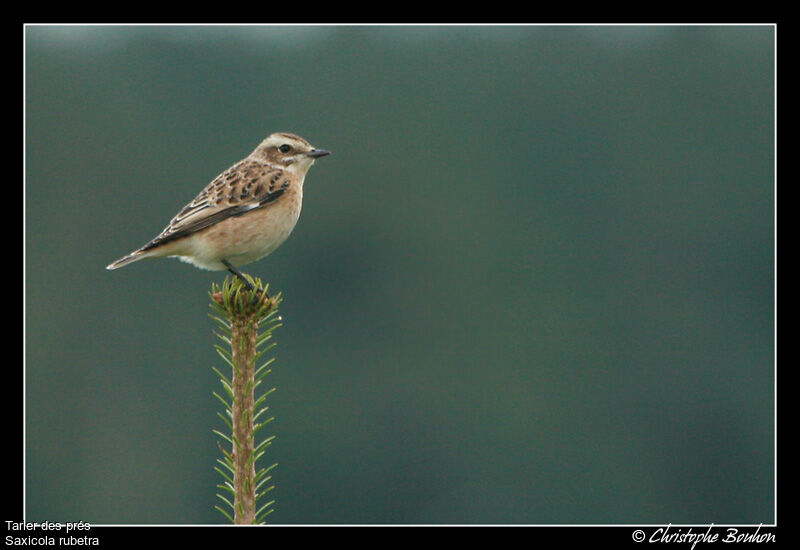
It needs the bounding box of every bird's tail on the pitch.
[106,249,149,270]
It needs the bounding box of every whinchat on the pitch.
[106,132,330,289]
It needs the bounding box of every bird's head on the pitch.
[252,132,331,175]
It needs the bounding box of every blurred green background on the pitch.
[25,25,774,524]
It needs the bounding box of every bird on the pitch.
[106,132,330,292]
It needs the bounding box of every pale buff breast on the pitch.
[168,186,304,270]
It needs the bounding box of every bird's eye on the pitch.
[278,144,292,153]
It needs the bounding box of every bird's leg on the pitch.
[222,259,270,302]
[222,259,255,291]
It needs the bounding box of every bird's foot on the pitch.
[221,259,270,307]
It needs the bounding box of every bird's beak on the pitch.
[306,148,331,159]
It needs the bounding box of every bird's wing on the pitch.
[141,159,292,252]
